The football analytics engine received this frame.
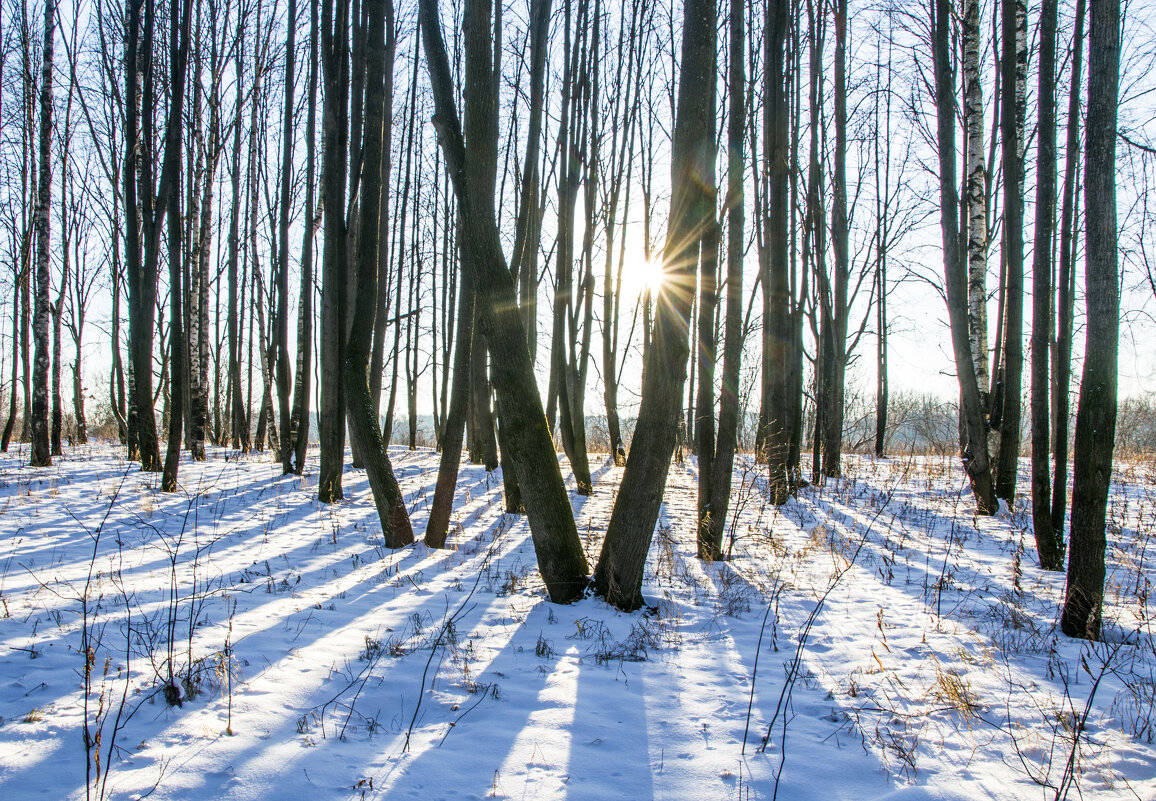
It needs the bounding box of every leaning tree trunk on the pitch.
[1061,0,1119,642]
[426,250,475,548]
[419,0,589,603]
[29,0,55,468]
[593,0,716,610]
[344,0,414,548]
[932,0,997,515]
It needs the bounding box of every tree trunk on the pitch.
[318,0,351,502]
[369,3,398,436]
[763,0,790,501]
[162,0,193,492]
[1051,0,1084,554]
[822,0,849,479]
[702,0,744,560]
[995,0,1025,501]
[290,0,320,474]
[426,249,475,548]
[344,0,413,548]
[593,0,716,610]
[933,0,997,515]
[276,0,298,473]
[1061,0,1118,641]
[419,0,589,603]
[1030,0,1062,570]
[226,34,250,453]
[963,0,989,409]
[30,0,54,467]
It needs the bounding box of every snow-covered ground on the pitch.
[1,443,1154,801]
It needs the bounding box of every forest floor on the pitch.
[0,443,1155,801]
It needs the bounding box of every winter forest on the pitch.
[1,0,1156,796]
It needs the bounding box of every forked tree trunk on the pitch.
[593,0,716,610]
[1062,0,1119,641]
[344,0,413,548]
[420,0,588,603]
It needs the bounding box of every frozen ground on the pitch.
[0,443,1154,801]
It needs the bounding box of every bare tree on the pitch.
[1029,0,1063,569]
[1051,0,1084,553]
[318,0,352,501]
[161,0,193,492]
[290,0,319,473]
[699,0,744,560]
[993,0,1025,501]
[419,0,589,603]
[343,0,413,547]
[932,0,997,515]
[1062,0,1119,641]
[593,0,717,610]
[29,0,54,467]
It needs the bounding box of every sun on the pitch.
[623,258,666,299]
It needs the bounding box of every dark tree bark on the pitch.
[873,40,892,459]
[51,152,68,457]
[593,0,716,610]
[1030,0,1063,569]
[30,0,55,468]
[225,31,250,453]
[162,0,193,492]
[368,0,398,435]
[1051,0,1085,552]
[547,0,594,494]
[762,0,790,501]
[426,249,475,548]
[509,0,550,366]
[276,0,298,474]
[344,0,413,547]
[419,0,589,603]
[821,0,849,479]
[995,0,1025,501]
[1061,0,1119,641]
[290,0,320,474]
[932,0,997,515]
[318,0,352,502]
[701,0,744,560]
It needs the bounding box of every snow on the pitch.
[1,444,1154,800]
